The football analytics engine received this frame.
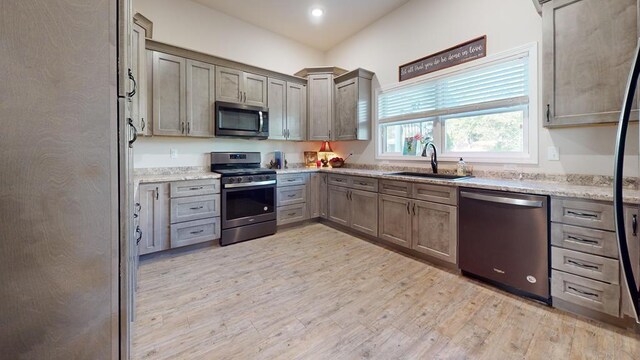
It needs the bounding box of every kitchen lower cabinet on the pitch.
[276,173,309,225]
[307,172,325,219]
[328,185,350,227]
[378,194,412,247]
[412,200,457,263]
[138,183,170,255]
[349,189,378,237]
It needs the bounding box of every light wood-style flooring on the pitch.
[133,223,640,359]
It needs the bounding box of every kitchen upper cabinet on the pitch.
[328,185,351,226]
[307,74,334,141]
[152,52,215,137]
[378,194,412,248]
[186,59,215,137]
[216,66,267,107]
[412,200,458,264]
[152,52,185,136]
[333,69,373,141]
[131,23,149,136]
[542,0,639,127]
[286,82,307,141]
[268,78,287,140]
[268,79,307,141]
[138,183,170,255]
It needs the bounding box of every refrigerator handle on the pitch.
[613,38,640,324]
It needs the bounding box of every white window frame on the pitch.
[375,42,538,164]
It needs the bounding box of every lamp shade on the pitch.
[318,141,333,153]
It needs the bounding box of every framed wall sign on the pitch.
[399,36,487,82]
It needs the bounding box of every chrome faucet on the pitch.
[421,142,438,174]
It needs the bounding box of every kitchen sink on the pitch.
[386,172,473,180]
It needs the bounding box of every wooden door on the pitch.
[307,173,321,219]
[378,194,412,248]
[308,74,333,140]
[216,66,243,104]
[287,82,307,141]
[319,174,328,219]
[543,0,638,127]
[328,185,350,226]
[268,78,287,140]
[334,77,358,140]
[152,51,186,136]
[138,183,170,255]
[186,60,215,137]
[412,199,457,264]
[131,23,148,135]
[349,189,378,236]
[244,72,268,107]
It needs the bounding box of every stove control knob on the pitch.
[248,176,253,182]
[237,177,244,183]
[227,178,235,183]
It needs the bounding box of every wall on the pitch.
[326,0,639,177]
[133,0,326,168]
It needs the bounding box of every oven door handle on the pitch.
[224,180,276,189]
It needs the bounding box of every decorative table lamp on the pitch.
[318,141,333,167]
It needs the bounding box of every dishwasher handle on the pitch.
[460,191,543,208]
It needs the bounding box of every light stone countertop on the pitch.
[276,167,640,204]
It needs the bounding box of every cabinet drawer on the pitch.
[551,270,620,317]
[170,179,220,198]
[551,247,619,284]
[412,183,457,205]
[328,174,350,187]
[551,198,614,231]
[277,185,306,206]
[277,173,307,187]
[170,217,220,248]
[170,194,220,223]
[551,223,618,258]
[379,180,412,198]
[277,203,307,225]
[349,176,379,192]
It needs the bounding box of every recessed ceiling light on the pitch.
[311,8,324,17]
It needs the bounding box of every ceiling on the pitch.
[193,0,411,51]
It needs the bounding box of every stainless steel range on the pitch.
[211,152,277,246]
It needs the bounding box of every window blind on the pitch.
[378,55,529,123]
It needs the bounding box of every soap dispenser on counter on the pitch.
[457,158,466,176]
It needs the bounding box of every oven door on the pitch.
[215,101,269,139]
[222,183,276,229]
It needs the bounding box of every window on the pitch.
[376,43,537,163]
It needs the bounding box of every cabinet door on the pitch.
[286,82,307,141]
[244,72,268,107]
[131,23,148,136]
[622,206,640,318]
[186,60,215,137]
[216,66,242,104]
[328,185,350,226]
[543,0,638,127]
[319,174,328,219]
[152,52,186,136]
[307,173,321,218]
[378,194,412,248]
[268,78,287,140]
[138,183,170,255]
[350,189,378,237]
[412,200,457,264]
[334,78,358,141]
[308,74,333,141]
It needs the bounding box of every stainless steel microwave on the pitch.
[215,101,269,139]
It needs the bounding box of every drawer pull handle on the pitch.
[567,210,598,219]
[287,179,296,182]
[358,182,369,186]
[566,235,599,245]
[190,229,204,235]
[189,206,204,210]
[189,186,204,190]
[287,194,296,198]
[567,285,599,298]
[287,212,297,216]
[567,259,599,270]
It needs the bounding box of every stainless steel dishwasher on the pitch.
[459,188,550,303]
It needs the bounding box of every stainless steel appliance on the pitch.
[614,40,640,323]
[459,188,550,303]
[215,101,269,139]
[211,152,277,245]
